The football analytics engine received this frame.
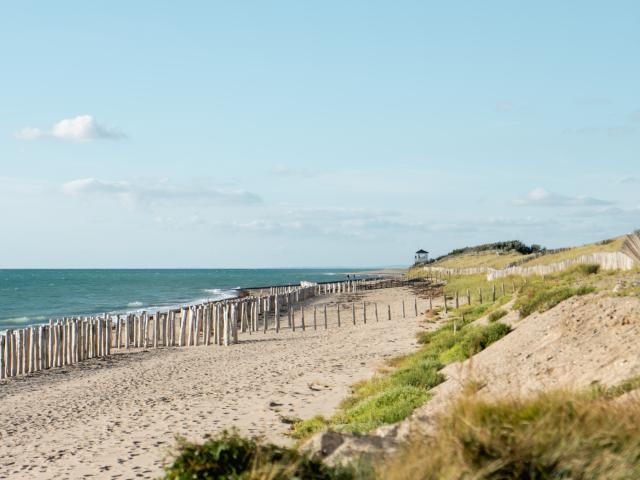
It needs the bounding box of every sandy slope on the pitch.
[400,293,640,439]
[0,286,429,480]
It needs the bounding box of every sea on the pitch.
[0,269,373,331]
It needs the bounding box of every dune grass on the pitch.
[521,236,625,267]
[487,309,507,322]
[164,378,640,479]
[291,317,511,440]
[514,265,599,318]
[434,250,530,269]
[163,430,361,480]
[377,388,640,480]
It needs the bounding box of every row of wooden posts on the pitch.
[441,280,520,313]
[0,279,412,380]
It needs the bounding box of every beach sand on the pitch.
[0,286,428,479]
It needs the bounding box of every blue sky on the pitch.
[1,1,639,268]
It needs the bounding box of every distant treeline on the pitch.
[437,241,545,261]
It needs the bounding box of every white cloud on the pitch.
[495,101,514,113]
[513,188,612,207]
[61,177,261,208]
[15,115,124,142]
[619,176,640,184]
[270,164,316,178]
[562,126,635,138]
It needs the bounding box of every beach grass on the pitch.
[514,265,599,318]
[434,250,531,269]
[377,387,640,480]
[163,430,361,479]
[520,236,625,267]
[291,316,511,440]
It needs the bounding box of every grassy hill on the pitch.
[417,235,629,273]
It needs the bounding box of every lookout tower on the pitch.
[414,249,429,264]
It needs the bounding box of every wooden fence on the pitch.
[0,278,415,380]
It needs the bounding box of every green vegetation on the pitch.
[291,318,511,440]
[487,309,507,322]
[514,267,598,318]
[446,240,544,257]
[591,375,640,399]
[433,250,530,269]
[378,389,640,480]
[521,236,625,267]
[165,379,640,479]
[163,430,361,479]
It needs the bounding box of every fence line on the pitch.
[0,278,418,381]
[423,251,637,281]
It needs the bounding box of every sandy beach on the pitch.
[0,286,428,479]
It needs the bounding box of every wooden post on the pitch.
[352,302,356,325]
[154,312,160,348]
[501,283,505,296]
[275,297,280,333]
[324,305,328,329]
[313,306,317,330]
[11,330,17,376]
[467,288,471,305]
[301,307,305,331]
[125,315,131,349]
[179,309,186,347]
[0,334,5,379]
[444,294,448,313]
[337,305,341,327]
[479,288,483,304]
[375,303,379,322]
[232,304,238,344]
[512,281,516,293]
[455,291,459,309]
[429,295,433,311]
[387,304,391,321]
[204,308,211,345]
[414,297,418,316]
[363,301,367,324]
[402,300,406,318]
[291,304,296,332]
[492,285,496,303]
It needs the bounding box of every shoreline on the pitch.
[0,285,427,479]
[0,272,385,334]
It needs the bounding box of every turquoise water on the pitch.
[0,269,370,330]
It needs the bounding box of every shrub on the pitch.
[516,284,595,318]
[334,385,429,433]
[487,309,507,323]
[439,323,511,363]
[295,318,509,439]
[579,264,601,275]
[378,390,640,479]
[164,430,359,479]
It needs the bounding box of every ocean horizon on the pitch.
[0,268,376,331]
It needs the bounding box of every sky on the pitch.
[1,1,639,268]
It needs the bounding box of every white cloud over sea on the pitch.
[15,115,124,142]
